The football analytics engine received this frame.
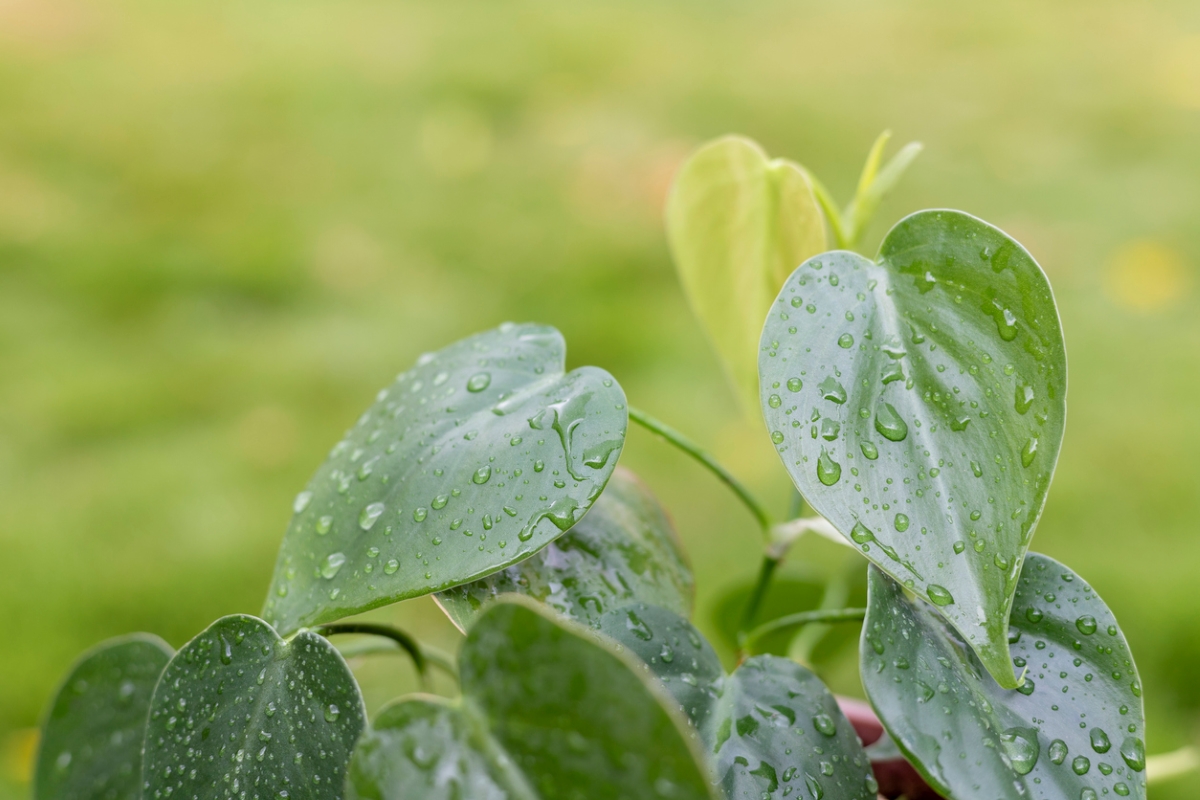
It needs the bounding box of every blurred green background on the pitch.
[2,0,1199,796]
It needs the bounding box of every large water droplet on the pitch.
[472,466,492,485]
[812,713,837,736]
[466,372,492,392]
[860,440,879,460]
[1048,739,1068,765]
[1089,728,1111,754]
[838,333,854,349]
[819,377,847,404]
[787,377,803,392]
[894,513,909,532]
[817,448,842,486]
[324,704,340,722]
[1015,382,1035,415]
[850,522,874,545]
[927,584,954,606]
[771,431,784,445]
[1072,756,1090,775]
[1021,437,1038,467]
[359,502,385,531]
[1000,727,1040,776]
[315,515,333,536]
[1075,615,1097,635]
[625,609,653,641]
[293,491,312,514]
[321,552,346,580]
[874,403,908,442]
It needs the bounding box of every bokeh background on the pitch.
[2,0,1199,796]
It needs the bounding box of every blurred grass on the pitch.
[2,0,1199,796]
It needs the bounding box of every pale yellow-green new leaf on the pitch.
[666,136,826,416]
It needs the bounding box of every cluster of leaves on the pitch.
[34,134,1150,800]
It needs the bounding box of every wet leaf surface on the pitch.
[35,635,172,800]
[142,615,365,800]
[862,554,1145,800]
[265,322,627,634]
[436,467,693,631]
[760,210,1066,686]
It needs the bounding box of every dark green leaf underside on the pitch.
[760,209,1066,687]
[142,615,366,800]
[35,635,172,800]
[862,554,1145,800]
[347,598,719,800]
[265,322,628,635]
[436,467,693,631]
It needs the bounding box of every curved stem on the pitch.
[739,556,780,634]
[317,623,458,690]
[739,607,867,654]
[628,406,773,535]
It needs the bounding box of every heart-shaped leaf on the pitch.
[667,136,827,415]
[600,603,877,800]
[143,615,366,800]
[35,634,172,800]
[861,554,1145,800]
[759,210,1066,687]
[264,322,628,635]
[435,467,693,631]
[345,598,719,800]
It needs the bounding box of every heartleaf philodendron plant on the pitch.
[34,132,1180,800]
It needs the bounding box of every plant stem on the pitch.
[316,622,458,690]
[739,607,867,654]
[628,406,772,535]
[1146,745,1199,784]
[739,556,780,634]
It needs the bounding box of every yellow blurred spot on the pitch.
[2,728,37,785]
[1156,36,1200,110]
[1105,240,1191,312]
[236,406,297,469]
[419,104,493,180]
[311,224,386,291]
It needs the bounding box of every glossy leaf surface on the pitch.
[667,135,826,414]
[436,467,693,631]
[346,598,719,800]
[596,602,723,728]
[143,615,366,800]
[708,656,877,800]
[345,697,530,800]
[602,604,876,800]
[760,210,1066,686]
[35,635,172,800]
[862,555,1145,800]
[265,322,628,634]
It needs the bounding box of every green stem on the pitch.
[1147,745,1199,784]
[739,607,867,654]
[317,623,458,690]
[739,556,780,634]
[628,406,773,535]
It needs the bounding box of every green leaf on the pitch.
[345,598,719,800]
[842,132,923,250]
[667,135,827,415]
[707,656,877,800]
[34,634,172,800]
[264,322,628,635]
[143,614,366,800]
[435,467,693,630]
[759,210,1066,687]
[596,603,724,728]
[861,554,1146,800]
[600,604,877,800]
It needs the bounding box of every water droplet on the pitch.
[321,552,346,580]
[431,495,449,510]
[1119,737,1145,772]
[1021,437,1039,467]
[970,460,983,478]
[1048,739,1068,765]
[768,394,782,409]
[787,378,803,392]
[293,491,312,514]
[472,466,492,485]
[625,610,653,641]
[1015,382,1035,414]
[894,513,909,532]
[466,372,492,392]
[771,431,785,445]
[953,541,966,554]
[860,440,879,460]
[1113,783,1130,797]
[359,502,385,530]
[838,333,854,349]
[812,713,836,736]
[819,377,847,404]
[1089,728,1111,754]
[659,644,674,663]
[927,584,954,606]
[1081,790,1097,800]
[324,704,340,722]
[1000,727,1040,776]
[850,522,875,545]
[1072,756,1091,775]
[1026,607,1044,623]
[384,559,399,574]
[874,403,908,442]
[1072,615,1097,635]
[805,773,824,800]
[315,515,333,536]
[413,507,427,522]
[817,448,841,486]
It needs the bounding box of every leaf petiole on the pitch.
[739,607,867,654]
[316,622,459,690]
[628,406,773,535]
